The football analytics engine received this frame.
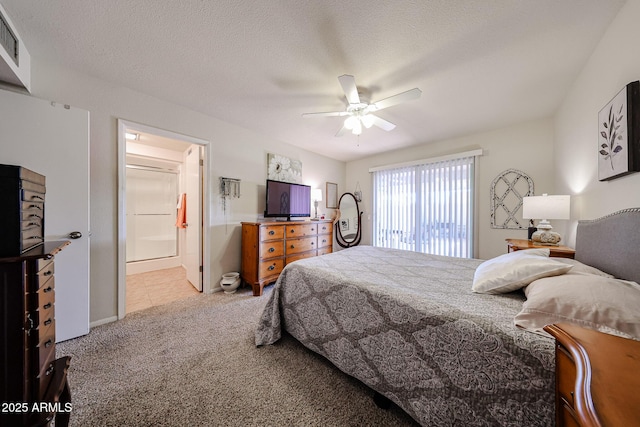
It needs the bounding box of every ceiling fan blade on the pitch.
[369,114,396,131]
[338,74,360,105]
[335,124,349,137]
[370,88,422,111]
[302,111,349,118]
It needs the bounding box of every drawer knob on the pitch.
[269,230,275,235]
[290,245,295,249]
[268,247,275,253]
[44,286,53,293]
[45,339,53,348]
[290,229,294,233]
[44,318,52,326]
[43,270,53,277]
[268,264,275,271]
[43,302,52,310]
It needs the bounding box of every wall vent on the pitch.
[0,3,30,91]
[0,11,18,66]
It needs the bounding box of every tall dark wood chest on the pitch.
[0,164,71,426]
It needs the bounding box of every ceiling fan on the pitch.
[302,75,422,136]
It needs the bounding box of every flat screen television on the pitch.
[264,179,311,220]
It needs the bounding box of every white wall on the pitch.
[346,118,556,260]
[28,59,344,324]
[555,0,640,247]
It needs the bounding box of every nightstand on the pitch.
[505,238,575,259]
[544,323,640,427]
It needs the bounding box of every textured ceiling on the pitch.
[1,0,626,161]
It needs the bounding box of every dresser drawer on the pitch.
[259,240,284,259]
[260,225,284,241]
[318,246,333,256]
[27,259,55,292]
[318,234,332,248]
[318,222,333,235]
[286,223,317,238]
[556,344,576,409]
[21,200,45,221]
[21,221,44,251]
[286,236,316,255]
[287,251,317,264]
[25,322,56,378]
[35,359,57,401]
[22,188,46,204]
[259,258,284,279]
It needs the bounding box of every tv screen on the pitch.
[265,179,311,219]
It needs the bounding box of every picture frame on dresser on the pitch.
[598,80,640,181]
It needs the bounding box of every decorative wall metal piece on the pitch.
[490,169,534,229]
[220,177,241,198]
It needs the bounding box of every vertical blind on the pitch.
[372,155,475,258]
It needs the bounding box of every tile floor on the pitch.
[126,266,200,314]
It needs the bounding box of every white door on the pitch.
[184,145,202,290]
[0,89,90,342]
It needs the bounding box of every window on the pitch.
[371,153,477,258]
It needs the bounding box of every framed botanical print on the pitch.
[598,81,640,181]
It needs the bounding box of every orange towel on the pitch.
[176,193,187,228]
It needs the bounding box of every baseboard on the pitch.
[90,316,118,328]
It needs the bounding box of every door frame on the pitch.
[116,119,211,320]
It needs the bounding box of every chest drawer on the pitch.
[286,236,316,255]
[318,222,333,235]
[260,225,284,241]
[259,240,284,259]
[556,344,577,409]
[259,258,284,279]
[318,234,332,248]
[286,223,317,238]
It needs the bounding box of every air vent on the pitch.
[0,3,30,91]
[0,12,18,65]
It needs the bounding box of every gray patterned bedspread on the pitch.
[255,246,555,426]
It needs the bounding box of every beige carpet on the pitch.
[57,286,418,426]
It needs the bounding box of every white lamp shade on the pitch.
[522,195,570,220]
[312,188,322,202]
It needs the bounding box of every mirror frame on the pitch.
[335,192,362,248]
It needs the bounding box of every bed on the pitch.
[255,208,640,426]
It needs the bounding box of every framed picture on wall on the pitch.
[598,81,640,181]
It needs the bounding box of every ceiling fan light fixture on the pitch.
[361,114,375,128]
[352,120,362,135]
[344,116,357,130]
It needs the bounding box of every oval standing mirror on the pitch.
[336,192,362,248]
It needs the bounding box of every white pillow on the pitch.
[515,273,640,340]
[472,248,572,294]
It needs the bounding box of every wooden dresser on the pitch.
[544,323,640,427]
[0,241,72,426]
[0,165,72,426]
[241,220,333,296]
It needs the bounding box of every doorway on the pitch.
[117,120,211,319]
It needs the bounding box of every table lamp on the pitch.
[522,194,570,245]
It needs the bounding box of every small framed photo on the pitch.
[598,81,640,181]
[340,219,349,231]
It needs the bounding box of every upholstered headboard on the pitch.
[575,208,640,283]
